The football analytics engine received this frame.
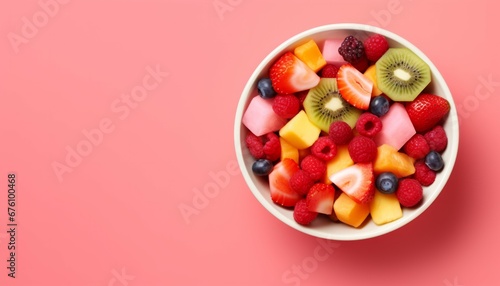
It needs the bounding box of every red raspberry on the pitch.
[329,121,354,145]
[396,178,423,207]
[363,34,389,62]
[311,136,337,161]
[272,94,300,119]
[321,64,340,78]
[293,199,318,225]
[300,155,326,181]
[413,160,436,186]
[245,132,281,161]
[348,135,377,163]
[403,134,430,160]
[290,170,315,196]
[355,112,382,137]
[424,125,448,152]
[295,90,309,107]
[245,133,264,159]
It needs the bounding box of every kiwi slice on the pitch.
[303,78,362,132]
[376,48,431,101]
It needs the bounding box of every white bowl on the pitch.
[234,23,459,241]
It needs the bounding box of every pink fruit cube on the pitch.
[373,103,416,150]
[321,39,348,66]
[242,95,287,136]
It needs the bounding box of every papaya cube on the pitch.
[294,39,327,73]
[333,193,370,228]
[373,144,415,177]
[279,110,321,150]
[369,191,403,225]
[280,137,299,164]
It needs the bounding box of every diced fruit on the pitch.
[321,38,348,66]
[257,78,277,98]
[269,158,301,207]
[252,159,274,176]
[294,39,327,73]
[306,183,335,215]
[373,144,415,177]
[293,199,318,225]
[329,162,375,204]
[279,110,321,149]
[425,150,444,171]
[363,65,383,96]
[333,192,370,228]
[375,172,398,194]
[369,95,390,117]
[337,64,373,110]
[270,52,320,94]
[405,94,451,132]
[369,191,403,225]
[324,145,354,184]
[242,96,287,136]
[280,137,299,163]
[373,103,416,150]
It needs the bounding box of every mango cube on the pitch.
[373,144,415,177]
[280,137,299,164]
[279,110,321,150]
[294,40,327,73]
[369,191,403,225]
[364,65,383,96]
[333,193,370,228]
[324,145,354,184]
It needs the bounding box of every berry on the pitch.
[338,35,365,64]
[321,64,340,78]
[270,52,320,94]
[403,134,430,160]
[330,163,375,204]
[295,90,309,106]
[396,178,423,207]
[425,150,444,171]
[405,94,450,132]
[311,136,337,161]
[369,95,390,117]
[376,172,398,194]
[245,133,264,159]
[348,135,377,163]
[355,112,383,137]
[337,64,373,110]
[413,160,436,186]
[252,159,273,176]
[424,125,448,152]
[306,183,335,215]
[300,155,327,181]
[245,132,281,161]
[290,170,315,196]
[351,56,369,73]
[293,199,318,225]
[363,34,389,62]
[329,121,354,145]
[272,94,300,119]
[257,78,277,98]
[269,158,301,207]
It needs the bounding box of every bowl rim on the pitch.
[234,23,459,241]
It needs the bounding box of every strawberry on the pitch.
[306,183,335,215]
[337,64,373,110]
[405,94,450,132]
[269,158,301,207]
[269,52,320,94]
[329,163,375,204]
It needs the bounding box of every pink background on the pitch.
[1,0,499,285]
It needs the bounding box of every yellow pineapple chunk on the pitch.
[333,193,370,228]
[369,190,403,225]
[279,110,321,150]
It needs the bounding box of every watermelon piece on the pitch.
[242,95,287,137]
[373,103,416,150]
[321,39,349,66]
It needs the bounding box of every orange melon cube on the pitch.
[363,65,383,96]
[369,190,403,225]
[280,137,299,163]
[333,193,370,228]
[294,40,327,73]
[373,144,415,177]
[323,145,354,184]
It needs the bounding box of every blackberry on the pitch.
[338,35,365,63]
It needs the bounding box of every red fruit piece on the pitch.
[355,112,383,137]
[405,94,450,132]
[290,170,315,196]
[306,183,335,215]
[348,135,377,163]
[396,178,423,207]
[272,94,301,119]
[403,134,430,160]
[329,163,375,204]
[245,132,281,161]
[321,64,340,78]
[269,52,320,94]
[329,121,354,145]
[424,125,448,152]
[413,160,436,186]
[245,133,264,159]
[311,136,337,161]
[351,56,369,73]
[269,158,301,207]
[363,34,389,62]
[300,155,326,181]
[293,199,318,225]
[337,64,373,110]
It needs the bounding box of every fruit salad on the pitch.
[241,33,450,228]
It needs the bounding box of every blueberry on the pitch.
[252,159,273,176]
[257,78,276,98]
[425,151,444,171]
[369,96,390,117]
[376,172,398,194]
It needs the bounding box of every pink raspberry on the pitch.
[403,134,430,160]
[329,121,354,145]
[413,160,436,186]
[290,170,315,196]
[396,178,423,207]
[355,112,383,137]
[311,136,337,161]
[321,64,340,78]
[272,94,300,119]
[348,135,377,163]
[424,125,448,152]
[300,155,326,181]
[363,34,389,62]
[293,199,318,225]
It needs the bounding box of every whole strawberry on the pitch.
[405,94,450,132]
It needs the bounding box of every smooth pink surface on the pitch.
[0,0,499,285]
[374,102,416,150]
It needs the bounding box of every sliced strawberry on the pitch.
[269,52,320,94]
[306,183,335,215]
[405,94,450,132]
[329,162,375,204]
[269,158,301,207]
[337,64,373,110]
